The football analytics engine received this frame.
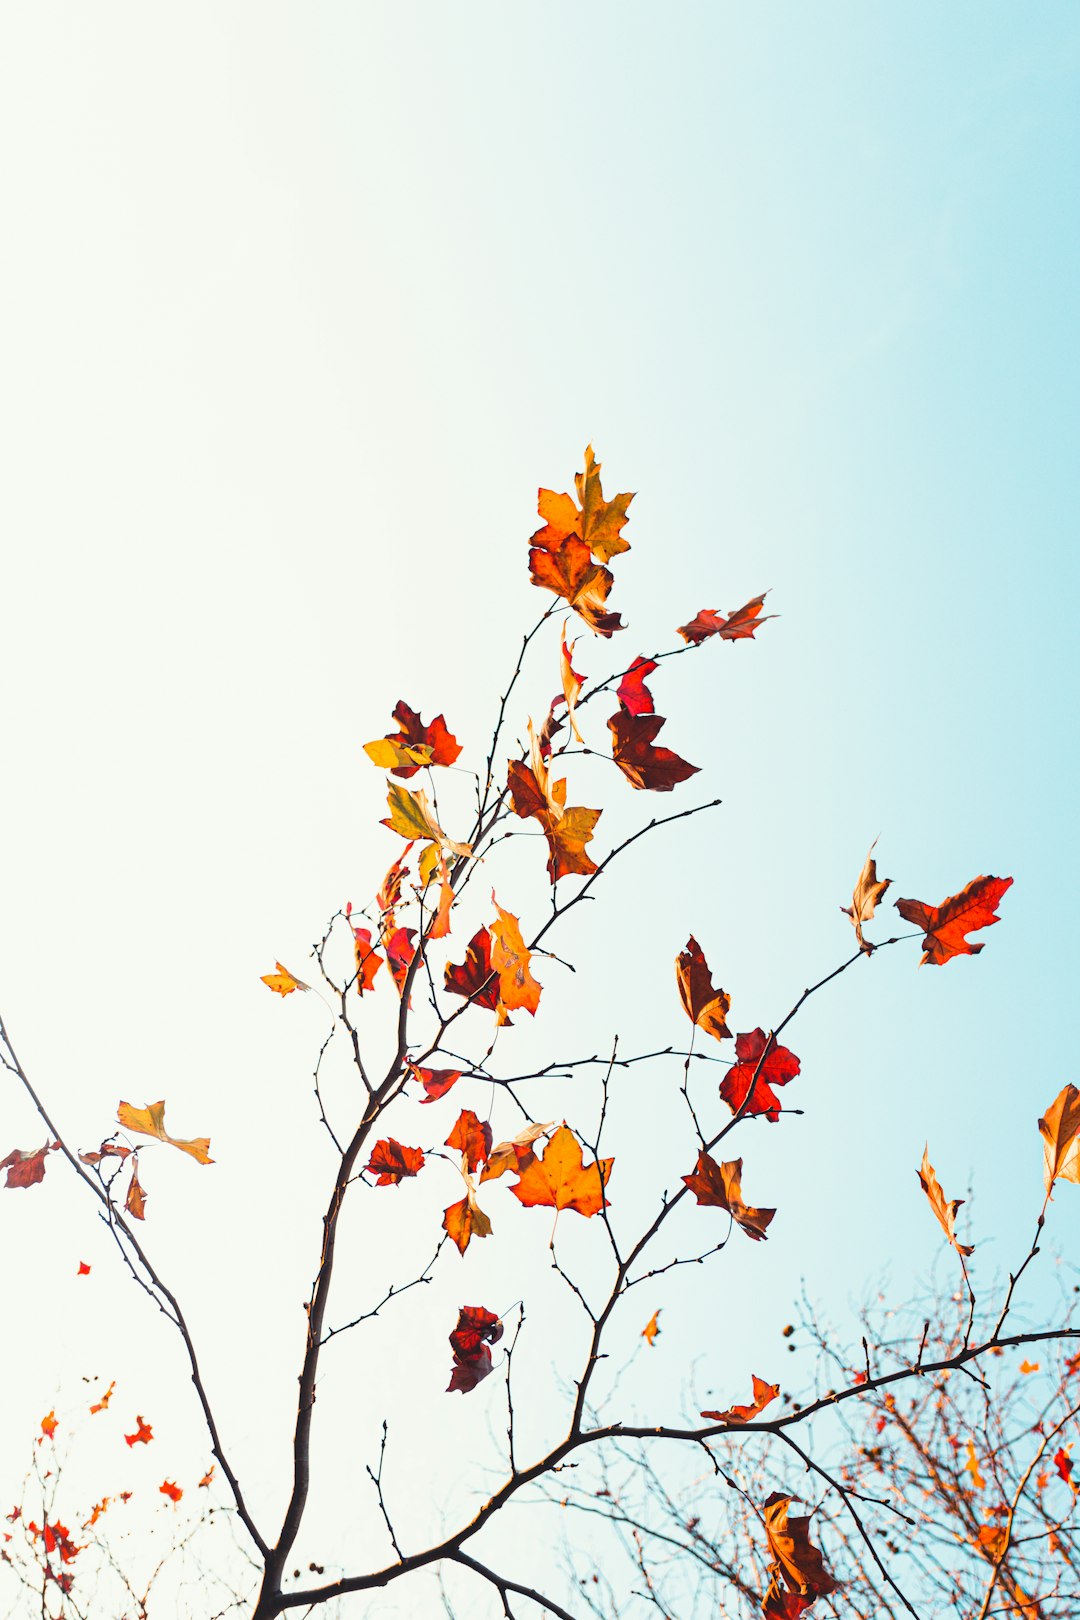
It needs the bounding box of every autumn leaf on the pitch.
[410,1064,464,1104]
[675,937,732,1042]
[1,1141,59,1189]
[976,1522,1009,1560]
[762,1586,813,1620]
[77,1261,91,1276]
[78,1141,130,1166]
[682,1152,775,1242]
[678,592,775,645]
[352,927,384,994]
[480,1122,554,1184]
[763,1492,838,1601]
[424,847,455,940]
[720,1029,801,1122]
[1019,1360,1040,1374]
[376,847,412,917]
[446,1110,493,1175]
[40,1410,58,1441]
[895,874,1013,966]
[918,1146,974,1258]
[559,623,586,742]
[1038,1084,1080,1192]
[199,1465,216,1488]
[507,758,601,882]
[1054,1445,1074,1487]
[42,1520,80,1564]
[608,709,698,792]
[965,1441,986,1490]
[616,654,657,716]
[528,536,624,637]
[446,1305,503,1394]
[159,1480,183,1503]
[533,445,634,564]
[383,925,417,995]
[365,701,461,779]
[701,1373,779,1424]
[89,1381,115,1415]
[124,1416,153,1447]
[510,1124,612,1217]
[490,897,542,1015]
[125,1159,147,1221]
[365,1139,425,1186]
[117,1101,212,1165]
[260,962,311,996]
[83,1498,110,1528]
[841,842,891,954]
[382,782,471,860]
[642,1310,661,1348]
[443,1180,493,1256]
[444,927,506,1019]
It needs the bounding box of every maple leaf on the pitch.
[1038,1084,1080,1192]
[159,1480,183,1504]
[444,927,507,1020]
[382,782,471,860]
[365,1139,425,1186]
[701,1373,780,1424]
[490,897,542,1016]
[77,1261,91,1276]
[841,842,891,954]
[608,709,698,792]
[383,925,417,995]
[763,1492,838,1601]
[1,1141,58,1189]
[682,1152,775,1242]
[443,1181,493,1256]
[42,1520,80,1564]
[510,1124,612,1217]
[124,1416,153,1447]
[720,1030,801,1123]
[894,874,1013,966]
[507,758,601,882]
[559,623,586,742]
[446,1110,493,1175]
[642,1310,661,1348]
[676,937,732,1042]
[533,445,634,564]
[447,1305,503,1394]
[480,1122,554,1184]
[410,1064,463,1104]
[918,1147,974,1258]
[365,701,461,779]
[616,654,657,716]
[528,537,624,636]
[678,592,775,645]
[125,1158,147,1220]
[89,1380,115,1415]
[352,927,384,994]
[424,847,455,941]
[261,963,310,996]
[117,1101,213,1165]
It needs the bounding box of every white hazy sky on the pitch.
[2,5,1078,1614]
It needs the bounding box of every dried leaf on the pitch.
[89,1381,115,1415]
[261,963,310,996]
[443,1180,493,1256]
[608,709,698,792]
[410,1064,464,1104]
[125,1159,147,1220]
[490,897,542,1015]
[124,1416,153,1447]
[676,937,732,1042]
[480,1122,554,1183]
[701,1373,779,1424]
[366,701,461,778]
[1038,1084,1080,1192]
[352,927,385,994]
[763,1492,838,1600]
[507,758,601,882]
[1,1141,59,1189]
[678,592,775,645]
[841,842,891,953]
[117,1101,213,1165]
[365,1139,425,1186]
[159,1480,182,1503]
[682,1152,775,1242]
[446,1110,492,1175]
[528,538,624,636]
[444,927,506,1020]
[918,1147,974,1258]
[381,783,471,859]
[446,1305,503,1393]
[532,446,633,563]
[895,875,1012,966]
[617,654,657,716]
[559,623,586,742]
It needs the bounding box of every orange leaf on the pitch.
[124,1416,153,1447]
[532,446,633,563]
[260,962,310,996]
[529,537,623,636]
[365,1139,425,1186]
[1038,1084,1080,1192]
[510,1124,612,1217]
[763,1492,838,1601]
[490,897,542,1016]
[918,1147,974,1258]
[198,1466,215,1488]
[443,1180,493,1255]
[642,1310,661,1347]
[125,1159,147,1221]
[352,927,384,994]
[89,1380,115,1415]
[1019,1359,1040,1374]
[480,1122,554,1184]
[701,1373,779,1424]
[410,1064,464,1104]
[682,1152,775,1242]
[507,758,601,883]
[366,700,461,779]
[116,1101,213,1165]
[678,592,775,645]
[841,842,891,954]
[559,623,586,742]
[383,925,417,995]
[40,1410,58,1441]
[608,709,698,792]
[1,1141,59,1189]
[895,874,1012,966]
[675,937,731,1042]
[159,1480,182,1503]
[965,1440,986,1490]
[446,1110,492,1175]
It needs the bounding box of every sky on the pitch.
[1,4,1078,1614]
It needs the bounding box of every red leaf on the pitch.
[446,1110,493,1175]
[409,1064,463,1104]
[1,1141,59,1189]
[678,592,775,645]
[381,701,462,778]
[42,1520,80,1564]
[676,937,731,1042]
[365,1139,425,1186]
[608,710,698,792]
[616,654,657,715]
[159,1480,183,1503]
[895,875,1013,966]
[383,926,417,995]
[351,927,384,994]
[77,1261,91,1276]
[444,927,505,1018]
[124,1416,153,1447]
[446,1305,503,1394]
[720,1029,801,1122]
[1054,1447,1074,1485]
[763,1492,838,1601]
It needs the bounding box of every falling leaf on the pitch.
[616,654,657,716]
[446,1110,493,1175]
[77,1261,91,1276]
[365,701,461,779]
[895,875,1013,966]
[918,1147,974,1258]
[1,1141,59,1189]
[720,1030,801,1122]
[125,1159,147,1221]
[159,1480,182,1503]
[763,1492,838,1601]
[559,623,586,742]
[510,1124,612,1217]
[608,709,698,792]
[480,1122,554,1184]
[352,927,384,994]
[446,1305,503,1393]
[124,1416,153,1447]
[678,592,775,645]
[507,758,601,882]
[443,1181,493,1256]
[682,1153,775,1242]
[490,897,542,1016]
[532,446,634,564]
[701,1373,779,1424]
[260,963,311,996]
[410,1064,464,1104]
[1038,1084,1080,1192]
[89,1381,115,1415]
[444,927,506,1019]
[676,937,732,1042]
[365,1139,425,1186]
[841,842,891,954]
[642,1310,661,1348]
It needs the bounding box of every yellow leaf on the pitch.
[261,963,310,996]
[382,783,471,859]
[363,738,433,771]
[117,1100,213,1165]
[1038,1084,1080,1192]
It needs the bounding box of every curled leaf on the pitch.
[918,1146,974,1258]
[116,1101,213,1165]
[676,937,731,1042]
[1038,1084,1080,1193]
[701,1373,779,1424]
[682,1152,774,1242]
[841,842,890,953]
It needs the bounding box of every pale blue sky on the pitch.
[1,5,1077,1609]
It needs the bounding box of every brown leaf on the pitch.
[841,842,891,953]
[608,709,698,792]
[1,1141,59,1189]
[763,1492,838,1600]
[1038,1084,1080,1192]
[676,937,732,1041]
[682,1152,775,1242]
[678,593,775,645]
[480,1121,554,1183]
[125,1159,147,1220]
[918,1146,974,1258]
